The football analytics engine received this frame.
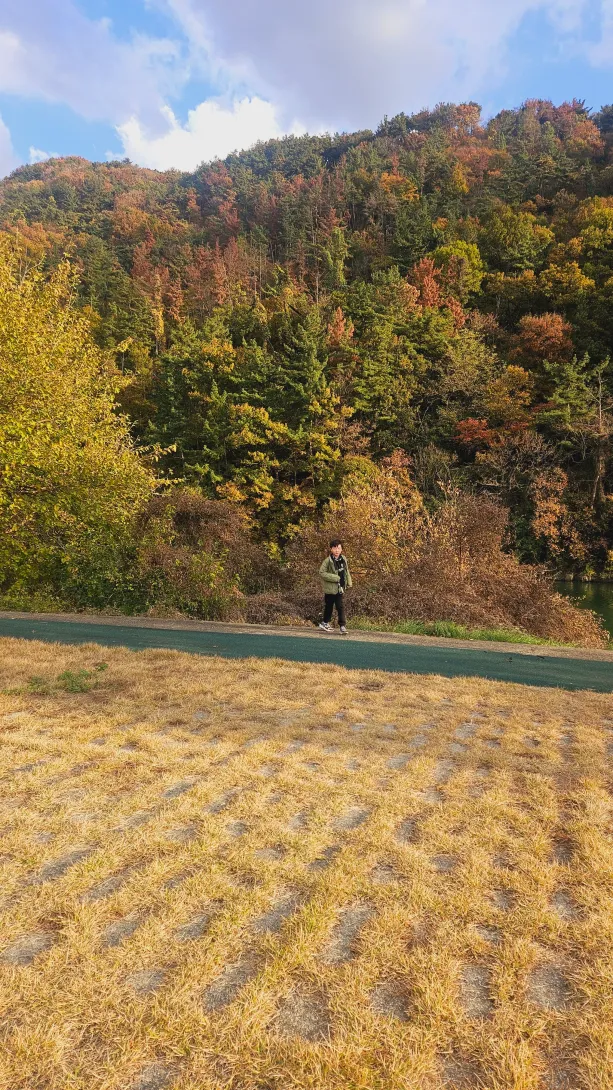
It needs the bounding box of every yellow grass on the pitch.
[0,637,612,1090]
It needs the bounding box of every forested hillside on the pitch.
[1,98,612,608]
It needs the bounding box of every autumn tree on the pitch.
[0,239,154,604]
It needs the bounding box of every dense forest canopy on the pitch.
[1,97,612,577]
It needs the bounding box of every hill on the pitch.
[1,98,612,576]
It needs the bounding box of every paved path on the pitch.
[1,611,612,692]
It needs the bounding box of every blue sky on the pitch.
[2,0,613,177]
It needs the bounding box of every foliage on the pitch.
[0,239,155,604]
[132,488,276,619]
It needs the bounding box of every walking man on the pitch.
[318,539,352,634]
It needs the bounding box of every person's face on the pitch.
[330,544,343,559]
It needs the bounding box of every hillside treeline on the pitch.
[0,99,612,643]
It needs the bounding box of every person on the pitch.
[318,538,352,634]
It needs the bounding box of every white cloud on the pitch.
[588,0,613,63]
[0,113,18,179]
[29,146,52,164]
[162,0,593,131]
[117,96,303,171]
[0,0,183,130]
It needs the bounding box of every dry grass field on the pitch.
[0,637,612,1090]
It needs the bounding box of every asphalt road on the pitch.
[0,615,611,692]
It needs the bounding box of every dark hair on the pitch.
[329,538,343,548]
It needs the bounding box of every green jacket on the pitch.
[319,554,353,595]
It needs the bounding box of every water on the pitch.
[555,582,613,640]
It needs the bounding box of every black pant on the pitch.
[324,592,346,626]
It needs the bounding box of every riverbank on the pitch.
[555,582,613,641]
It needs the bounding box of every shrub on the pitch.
[285,474,607,648]
[133,489,277,620]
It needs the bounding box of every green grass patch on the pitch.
[349,616,572,646]
[2,663,108,696]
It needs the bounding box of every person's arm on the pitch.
[345,561,353,588]
[319,557,340,590]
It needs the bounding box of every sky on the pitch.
[2,0,613,178]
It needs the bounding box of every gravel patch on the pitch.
[129,1063,174,1090]
[12,759,48,774]
[432,854,458,874]
[441,1054,486,1087]
[526,962,572,1010]
[321,903,374,964]
[474,924,501,945]
[251,890,303,934]
[333,807,370,831]
[256,764,277,778]
[308,845,340,872]
[460,963,494,1019]
[414,787,444,804]
[433,760,456,783]
[542,1060,582,1089]
[1,931,55,966]
[102,914,142,949]
[165,823,198,843]
[242,736,268,750]
[282,741,304,754]
[116,811,154,831]
[455,723,476,741]
[410,733,427,748]
[370,979,409,1021]
[174,909,217,942]
[493,853,515,871]
[371,862,401,885]
[287,811,308,831]
[395,817,419,843]
[126,968,167,995]
[161,780,196,800]
[66,810,99,824]
[491,888,515,912]
[206,790,238,815]
[82,871,131,903]
[254,846,286,862]
[28,845,95,885]
[387,753,412,770]
[551,838,574,865]
[276,987,331,1041]
[551,890,577,920]
[226,820,249,838]
[203,954,261,1012]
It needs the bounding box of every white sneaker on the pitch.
[318,622,333,632]
[340,626,348,635]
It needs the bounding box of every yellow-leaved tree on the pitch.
[0,239,155,606]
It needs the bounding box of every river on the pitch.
[555,582,613,641]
